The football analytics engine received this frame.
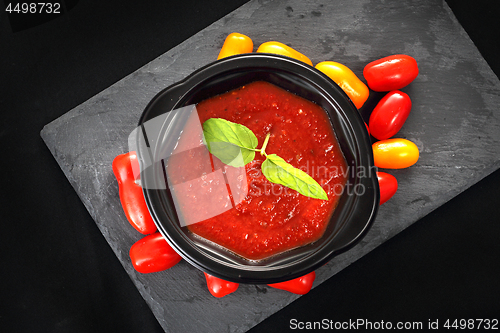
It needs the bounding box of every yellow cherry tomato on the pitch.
[315,61,369,109]
[256,41,313,66]
[217,33,254,60]
[372,138,419,169]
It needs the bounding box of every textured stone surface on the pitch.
[41,0,500,332]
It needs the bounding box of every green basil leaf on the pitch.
[262,154,328,200]
[202,118,258,167]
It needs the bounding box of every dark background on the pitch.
[1,0,499,332]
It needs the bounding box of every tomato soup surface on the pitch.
[166,81,347,260]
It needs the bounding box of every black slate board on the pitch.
[40,0,500,332]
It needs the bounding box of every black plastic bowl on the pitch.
[137,53,379,284]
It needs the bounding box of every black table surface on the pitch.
[1,1,499,332]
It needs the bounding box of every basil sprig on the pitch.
[262,154,328,200]
[202,118,258,167]
[202,118,328,200]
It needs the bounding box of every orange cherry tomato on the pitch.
[372,138,419,169]
[256,41,313,66]
[315,61,369,109]
[377,172,398,205]
[217,33,253,60]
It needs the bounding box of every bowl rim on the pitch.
[137,53,379,284]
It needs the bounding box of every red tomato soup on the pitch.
[166,81,347,260]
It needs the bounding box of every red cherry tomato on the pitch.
[129,233,182,273]
[267,271,316,295]
[112,152,157,235]
[204,272,239,298]
[363,54,418,92]
[369,90,412,140]
[377,172,398,205]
